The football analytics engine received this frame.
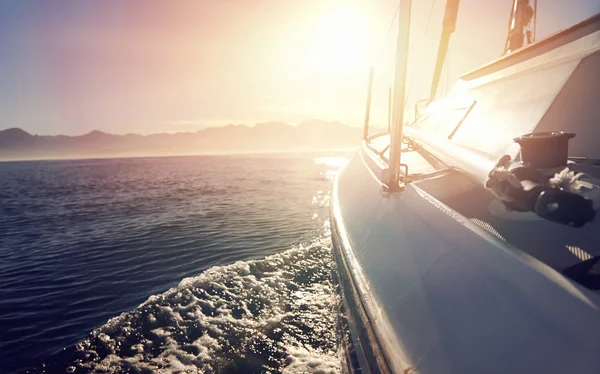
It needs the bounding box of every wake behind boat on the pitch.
[332,1,600,373]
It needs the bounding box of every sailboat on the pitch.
[331,0,600,373]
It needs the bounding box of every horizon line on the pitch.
[0,119,369,137]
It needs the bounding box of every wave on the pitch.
[35,237,342,373]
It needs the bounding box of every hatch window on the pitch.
[410,98,475,139]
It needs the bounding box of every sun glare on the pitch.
[309,5,369,73]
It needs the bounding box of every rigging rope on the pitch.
[373,0,438,89]
[405,0,437,106]
[376,0,402,63]
[371,0,438,122]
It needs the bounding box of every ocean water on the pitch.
[0,153,350,373]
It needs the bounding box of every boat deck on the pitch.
[366,132,600,282]
[333,145,600,374]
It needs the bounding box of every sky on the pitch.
[1,0,598,135]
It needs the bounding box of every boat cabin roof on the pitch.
[411,12,600,161]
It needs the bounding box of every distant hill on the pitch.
[0,121,382,161]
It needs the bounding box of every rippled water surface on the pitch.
[0,153,349,373]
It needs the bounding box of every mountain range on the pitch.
[0,120,377,161]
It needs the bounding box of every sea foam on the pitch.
[43,238,342,373]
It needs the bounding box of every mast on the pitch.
[504,0,536,53]
[429,0,460,102]
[388,0,412,188]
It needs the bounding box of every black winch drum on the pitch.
[513,131,575,168]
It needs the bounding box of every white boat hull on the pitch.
[331,146,600,374]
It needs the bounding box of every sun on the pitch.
[308,5,369,74]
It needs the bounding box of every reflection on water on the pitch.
[0,153,350,373]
